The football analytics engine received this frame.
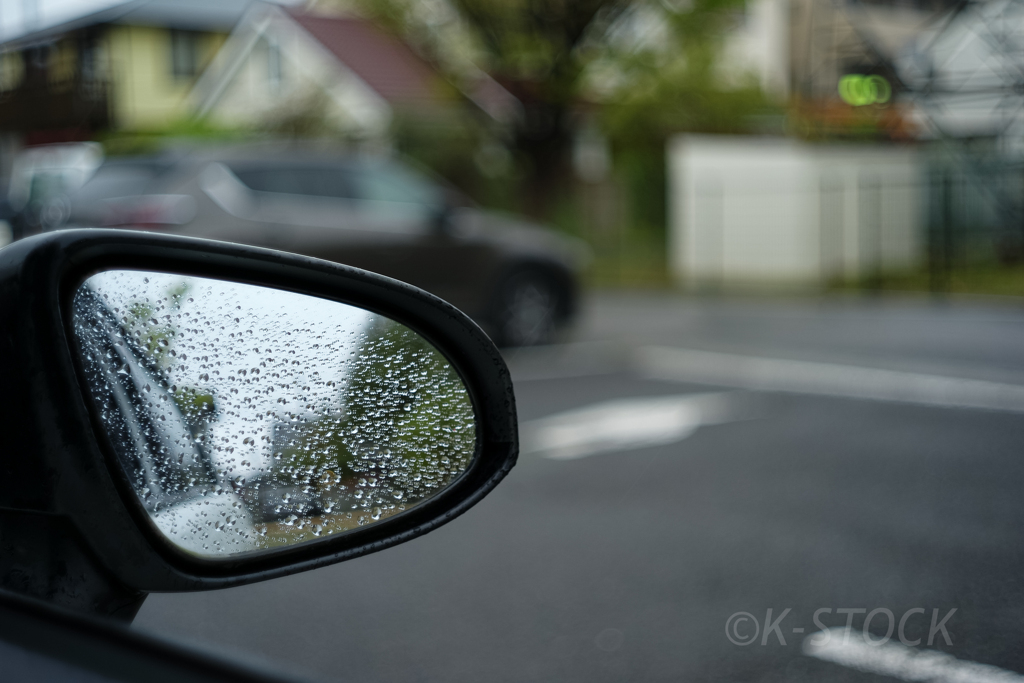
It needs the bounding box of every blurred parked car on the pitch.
[68,144,587,346]
[0,196,14,249]
[7,142,103,239]
[240,473,323,524]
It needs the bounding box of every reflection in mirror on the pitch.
[70,271,477,559]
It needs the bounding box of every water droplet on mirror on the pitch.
[71,269,477,558]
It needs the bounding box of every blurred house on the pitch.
[790,0,966,138]
[720,0,956,132]
[787,0,957,100]
[891,0,1024,258]
[668,135,925,288]
[896,0,1024,148]
[0,0,256,144]
[189,5,519,139]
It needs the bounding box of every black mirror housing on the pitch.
[0,230,517,618]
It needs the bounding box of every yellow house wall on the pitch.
[0,51,25,90]
[104,25,226,130]
[47,39,78,85]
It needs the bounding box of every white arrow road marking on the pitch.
[520,392,741,460]
[804,628,1024,683]
[638,346,1024,413]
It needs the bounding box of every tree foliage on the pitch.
[345,0,765,217]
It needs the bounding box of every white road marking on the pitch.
[520,392,739,460]
[637,346,1024,413]
[803,628,1024,682]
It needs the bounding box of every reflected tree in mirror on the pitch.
[70,271,477,559]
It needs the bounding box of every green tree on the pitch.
[349,0,758,218]
[269,317,476,522]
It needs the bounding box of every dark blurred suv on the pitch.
[68,144,587,346]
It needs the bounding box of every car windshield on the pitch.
[229,163,359,200]
[73,160,173,200]
[352,162,442,207]
[227,160,442,207]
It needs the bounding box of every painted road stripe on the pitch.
[637,346,1024,413]
[520,392,739,460]
[803,628,1024,682]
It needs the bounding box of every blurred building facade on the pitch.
[722,0,957,135]
[0,0,255,141]
[897,0,1024,147]
[189,4,518,140]
[0,0,518,195]
[788,0,956,101]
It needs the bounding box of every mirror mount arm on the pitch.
[0,511,148,622]
[0,237,147,621]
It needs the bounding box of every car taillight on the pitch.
[100,195,197,228]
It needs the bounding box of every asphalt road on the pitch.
[133,292,1024,683]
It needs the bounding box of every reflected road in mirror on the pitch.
[71,271,477,559]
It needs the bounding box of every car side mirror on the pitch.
[0,230,517,621]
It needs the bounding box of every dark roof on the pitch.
[1,0,262,49]
[287,11,449,107]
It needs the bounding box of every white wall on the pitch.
[668,135,925,287]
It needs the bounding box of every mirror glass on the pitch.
[70,270,477,559]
